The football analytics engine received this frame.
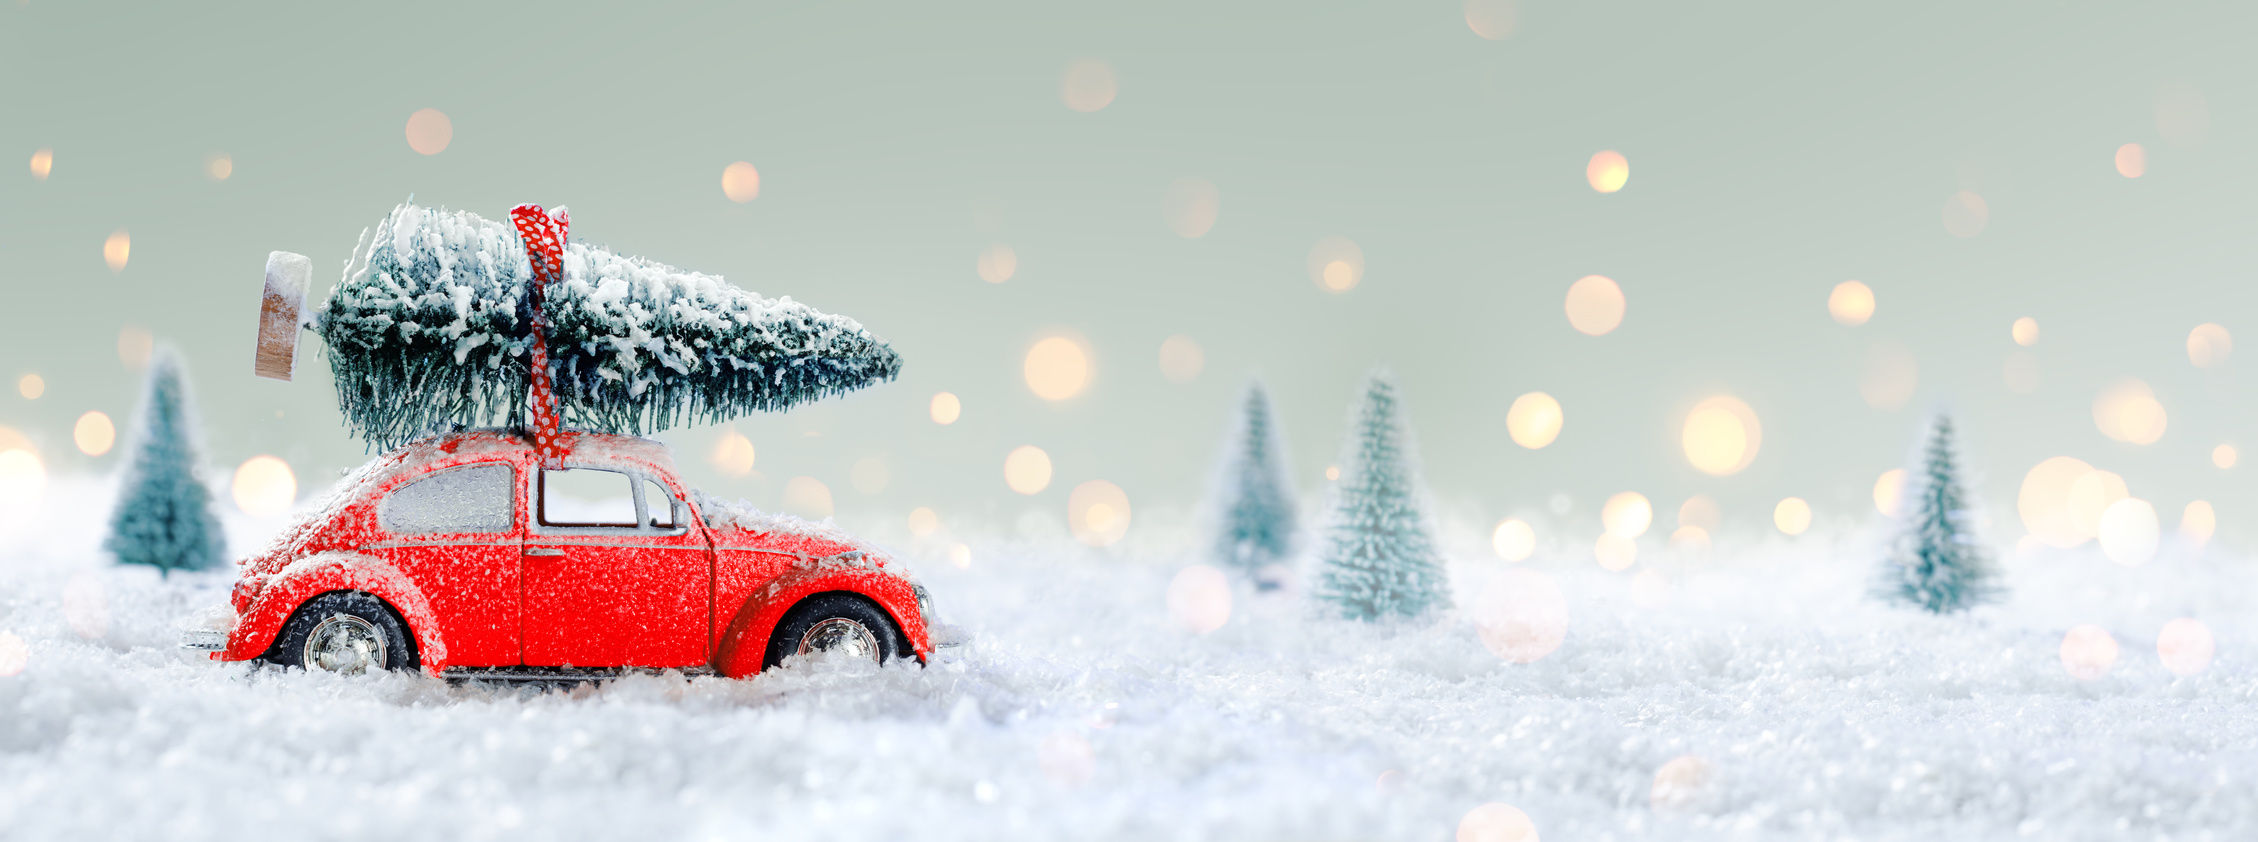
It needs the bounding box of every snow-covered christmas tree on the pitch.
[1314,370,1449,621]
[1212,381,1298,585]
[1877,414,2001,614]
[105,350,226,579]
[314,203,902,449]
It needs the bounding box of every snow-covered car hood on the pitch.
[689,490,909,580]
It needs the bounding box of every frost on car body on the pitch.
[208,429,931,679]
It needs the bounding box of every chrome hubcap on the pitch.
[303,614,386,674]
[796,617,879,663]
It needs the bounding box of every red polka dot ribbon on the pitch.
[509,203,570,469]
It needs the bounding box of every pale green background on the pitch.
[1,2,2249,553]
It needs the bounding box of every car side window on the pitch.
[642,479,678,529]
[540,468,638,528]
[379,464,514,535]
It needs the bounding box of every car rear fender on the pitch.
[226,551,450,673]
[714,563,928,679]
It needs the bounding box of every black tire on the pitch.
[262,591,420,674]
[762,592,907,671]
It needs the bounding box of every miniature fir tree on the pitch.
[106,350,226,579]
[1212,382,1298,582]
[1315,371,1449,621]
[1877,414,2001,614]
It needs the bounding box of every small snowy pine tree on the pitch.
[1315,371,1449,621]
[1211,382,1298,582]
[1877,414,2001,614]
[106,350,226,579]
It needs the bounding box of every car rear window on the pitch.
[379,464,515,534]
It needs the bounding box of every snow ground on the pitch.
[1,477,2254,841]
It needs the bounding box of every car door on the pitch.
[376,462,523,667]
[522,465,711,668]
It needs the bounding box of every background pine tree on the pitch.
[1878,414,2001,614]
[106,350,227,579]
[1212,382,1298,584]
[1315,371,1449,621]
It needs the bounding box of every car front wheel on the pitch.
[263,591,419,674]
[763,593,905,671]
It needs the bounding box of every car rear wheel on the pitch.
[264,591,419,674]
[763,593,905,671]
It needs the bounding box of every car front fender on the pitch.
[226,551,450,673]
[713,563,928,679]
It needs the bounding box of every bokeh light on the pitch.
[1308,237,1364,292]
[1325,465,1340,482]
[1678,494,1721,530]
[2187,323,2232,368]
[948,543,971,568]
[405,108,453,155]
[930,392,962,425]
[2097,498,2158,566]
[2157,618,2214,677]
[2114,143,2146,178]
[1166,564,1230,633]
[1828,281,1874,326]
[1681,396,1760,476]
[850,457,889,495]
[1463,0,1517,40]
[1068,479,1132,546]
[1036,731,1096,789]
[29,147,52,180]
[782,476,834,519]
[1669,526,1711,559]
[1602,492,1652,539]
[2179,500,2215,548]
[1859,340,1918,410]
[1061,59,1117,112]
[1158,335,1204,383]
[0,631,25,677]
[117,327,152,369]
[976,244,1016,283]
[1774,497,1812,535]
[721,162,761,202]
[62,573,106,640]
[1456,802,1539,842]
[2154,83,2209,148]
[1650,755,1715,812]
[16,374,41,400]
[2060,624,2118,680]
[1491,518,1534,561]
[1585,151,1628,193]
[2065,469,2128,540]
[1505,392,1562,449]
[1873,469,1904,517]
[1474,568,1567,664]
[0,449,45,510]
[2212,444,2236,469]
[104,230,130,273]
[2012,317,2039,346]
[1942,190,1988,238]
[711,430,756,476]
[231,455,297,517]
[1024,336,1091,400]
[2093,378,2167,444]
[1004,445,1053,495]
[73,411,114,456]
[2003,351,2041,395]
[1563,275,1625,336]
[1162,177,1220,238]
[2020,456,2097,547]
[907,507,939,537]
[206,154,232,181]
[1594,533,1636,571]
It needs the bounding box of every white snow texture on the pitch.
[1,476,2253,841]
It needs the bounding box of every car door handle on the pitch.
[525,547,564,557]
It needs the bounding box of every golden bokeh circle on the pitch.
[1586,150,1629,193]
[1681,396,1760,476]
[1564,275,1625,336]
[1827,281,1874,326]
[1505,392,1562,449]
[1004,445,1053,495]
[1023,336,1091,401]
[405,108,453,156]
[721,162,761,202]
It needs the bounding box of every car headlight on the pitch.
[912,582,934,621]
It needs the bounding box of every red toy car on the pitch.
[183,429,947,679]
